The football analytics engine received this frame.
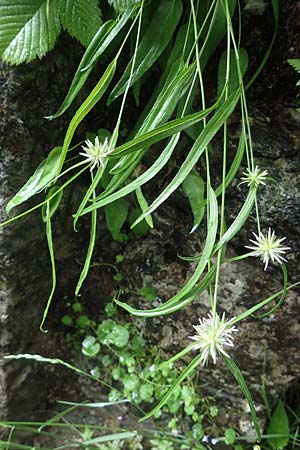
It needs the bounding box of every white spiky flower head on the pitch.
[245,228,290,271]
[239,166,268,188]
[189,312,238,366]
[80,137,113,171]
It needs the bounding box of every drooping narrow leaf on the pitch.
[75,179,97,296]
[135,187,153,228]
[108,0,183,103]
[81,134,180,214]
[40,187,63,333]
[131,87,241,228]
[58,0,102,47]
[0,0,61,64]
[1,166,88,229]
[218,48,248,98]
[224,357,261,441]
[199,0,237,69]
[6,147,62,217]
[267,400,289,450]
[48,8,135,119]
[57,58,117,175]
[213,187,257,254]
[140,353,203,422]
[108,0,141,13]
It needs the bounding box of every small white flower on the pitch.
[239,166,268,188]
[80,137,113,171]
[189,312,238,366]
[245,228,290,270]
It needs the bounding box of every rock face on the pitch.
[0,0,300,440]
[0,37,85,420]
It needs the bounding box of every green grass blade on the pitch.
[231,281,300,325]
[114,263,217,316]
[224,356,261,441]
[75,179,97,296]
[140,353,202,422]
[81,134,179,215]
[73,165,105,230]
[252,263,288,319]
[108,0,183,103]
[57,58,117,175]
[47,20,115,119]
[213,187,257,254]
[39,188,63,332]
[6,146,62,216]
[131,87,241,228]
[0,166,88,229]
[135,186,153,228]
[110,103,218,160]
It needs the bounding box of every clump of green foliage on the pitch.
[1,0,300,448]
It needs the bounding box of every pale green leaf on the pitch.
[182,171,205,232]
[104,198,129,240]
[58,0,102,47]
[0,0,61,64]
[108,0,183,103]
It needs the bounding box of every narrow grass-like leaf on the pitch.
[253,263,288,319]
[49,8,135,119]
[73,164,105,230]
[182,171,205,232]
[90,62,195,201]
[108,0,183,103]
[218,48,248,98]
[0,166,88,229]
[140,353,203,422]
[111,100,216,159]
[40,188,64,333]
[78,432,137,446]
[75,179,97,296]
[57,58,117,175]
[41,187,63,222]
[82,134,180,214]
[115,262,217,316]
[267,400,289,450]
[135,187,153,228]
[213,187,257,254]
[131,87,241,228]
[230,281,300,326]
[3,354,91,379]
[57,400,129,408]
[224,357,261,441]
[6,147,62,216]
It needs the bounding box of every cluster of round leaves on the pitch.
[77,309,219,441]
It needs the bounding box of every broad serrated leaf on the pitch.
[6,146,62,216]
[267,400,289,449]
[58,0,102,47]
[182,171,205,232]
[0,0,61,64]
[108,0,140,13]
